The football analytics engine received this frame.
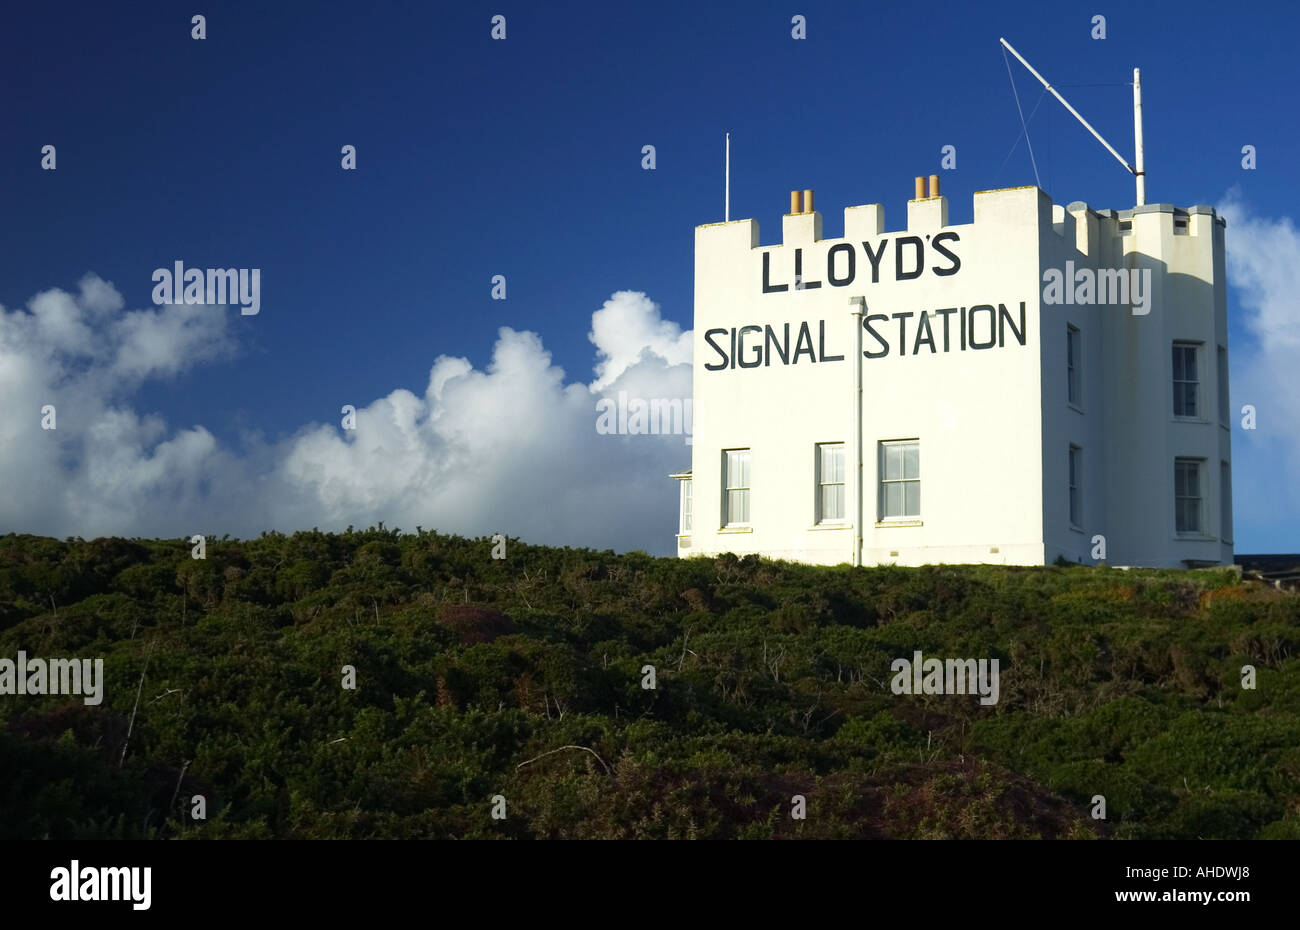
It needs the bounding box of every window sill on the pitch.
[1172,416,1211,425]
[676,533,692,539]
[1174,533,1216,542]
[876,519,923,528]
[1068,402,1085,415]
[1069,524,1086,535]
[808,523,849,531]
[718,526,753,534]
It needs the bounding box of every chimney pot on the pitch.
[914,176,925,200]
[929,174,941,198]
[790,190,803,214]
[803,189,814,213]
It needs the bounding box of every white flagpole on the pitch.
[1133,69,1146,205]
[999,38,1144,204]
[724,132,731,222]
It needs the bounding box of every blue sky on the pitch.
[1,0,1297,554]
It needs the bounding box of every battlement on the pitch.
[697,184,1224,268]
[697,184,1056,254]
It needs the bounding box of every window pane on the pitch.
[822,444,844,483]
[903,444,919,479]
[728,489,748,524]
[822,485,843,521]
[884,482,903,517]
[1175,461,1202,533]
[1068,328,1080,406]
[884,444,903,480]
[905,481,920,516]
[726,450,750,488]
[1221,462,1231,539]
[1174,346,1200,418]
[1218,348,1229,422]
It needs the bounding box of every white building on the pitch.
[673,180,1232,568]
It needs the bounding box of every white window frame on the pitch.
[1173,342,1201,419]
[1068,444,1083,529]
[1217,345,1229,426]
[1175,458,1204,536]
[878,439,920,521]
[679,478,692,534]
[816,442,846,524]
[722,449,751,527]
[1220,461,1233,544]
[1067,324,1082,409]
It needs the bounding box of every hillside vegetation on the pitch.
[2,527,1298,840]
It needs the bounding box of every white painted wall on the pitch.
[677,185,1230,569]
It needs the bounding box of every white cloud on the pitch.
[0,278,692,553]
[589,290,692,390]
[0,274,241,537]
[1217,190,1300,549]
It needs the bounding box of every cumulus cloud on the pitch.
[1217,190,1300,549]
[0,280,691,553]
[589,290,691,390]
[0,275,239,537]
